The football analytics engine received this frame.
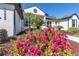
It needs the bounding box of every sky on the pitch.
[21,3,79,18]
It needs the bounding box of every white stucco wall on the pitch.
[15,10,22,35]
[0,4,15,36]
[71,15,79,27]
[51,21,68,30]
[15,10,25,35]
[24,6,46,22]
[51,22,56,26]
[24,6,45,15]
[68,19,72,28]
[59,20,68,30]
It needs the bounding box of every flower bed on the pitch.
[15,26,74,56]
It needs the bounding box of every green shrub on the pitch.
[0,47,4,52]
[10,41,18,56]
[25,13,44,29]
[65,27,79,35]
[56,26,63,31]
[0,47,4,56]
[0,29,8,43]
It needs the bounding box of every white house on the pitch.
[24,6,48,22]
[24,6,79,30]
[51,13,79,30]
[0,3,26,37]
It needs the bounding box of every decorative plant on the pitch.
[25,13,44,29]
[0,47,4,56]
[56,26,63,31]
[0,29,8,43]
[65,27,79,35]
[16,26,74,56]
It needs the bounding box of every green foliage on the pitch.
[10,41,18,56]
[65,27,79,35]
[0,29,8,43]
[25,13,44,29]
[56,25,63,30]
[42,22,47,26]
[48,17,62,22]
[0,47,4,52]
[19,34,25,40]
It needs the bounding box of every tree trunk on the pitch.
[37,26,40,29]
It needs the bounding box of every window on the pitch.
[4,8,6,20]
[33,9,37,13]
[72,20,75,27]
[47,21,51,27]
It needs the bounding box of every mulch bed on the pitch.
[68,40,79,56]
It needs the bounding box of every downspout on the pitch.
[13,9,16,35]
[76,20,77,27]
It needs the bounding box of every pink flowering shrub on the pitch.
[16,26,74,56]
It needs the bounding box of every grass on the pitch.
[65,27,79,37]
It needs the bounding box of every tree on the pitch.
[56,25,63,31]
[25,13,44,29]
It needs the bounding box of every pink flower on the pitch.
[28,52,35,56]
[33,45,40,55]
[59,53,64,56]
[28,45,36,56]
[23,43,27,50]
[37,34,42,41]
[40,51,44,56]
[52,42,58,51]
[44,39,50,45]
[18,52,25,56]
[16,41,22,49]
[16,26,73,56]
[29,34,34,41]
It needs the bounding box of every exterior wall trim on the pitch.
[13,9,16,35]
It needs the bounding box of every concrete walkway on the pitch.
[67,35,79,43]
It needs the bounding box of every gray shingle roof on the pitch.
[61,13,79,19]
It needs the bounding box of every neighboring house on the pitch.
[24,6,79,30]
[0,3,26,37]
[24,6,48,22]
[51,13,79,30]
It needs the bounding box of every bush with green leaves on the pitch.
[0,29,8,43]
[25,13,44,29]
[65,27,79,35]
[56,26,63,30]
[0,47,4,56]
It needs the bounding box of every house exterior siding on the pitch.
[0,4,24,37]
[24,6,47,22]
[15,10,22,35]
[59,20,68,30]
[51,14,79,30]
[60,14,79,30]
[24,6,45,15]
[0,4,15,36]
[71,15,79,27]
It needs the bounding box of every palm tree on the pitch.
[25,13,44,30]
[56,25,63,30]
